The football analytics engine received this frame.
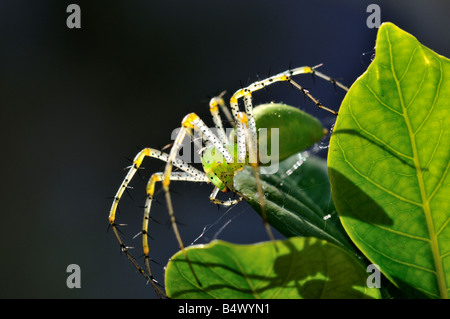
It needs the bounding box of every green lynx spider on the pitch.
[108,64,348,298]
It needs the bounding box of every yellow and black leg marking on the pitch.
[142,171,209,288]
[238,111,276,243]
[108,147,208,297]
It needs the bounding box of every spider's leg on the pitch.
[227,84,275,243]
[109,223,163,296]
[287,79,338,115]
[109,148,202,226]
[216,91,234,126]
[162,113,235,287]
[243,94,258,164]
[108,147,205,297]
[142,171,209,293]
[181,113,234,163]
[237,111,276,243]
[208,93,246,163]
[311,65,349,92]
[207,97,245,205]
[230,65,348,116]
[209,187,244,206]
[209,94,231,144]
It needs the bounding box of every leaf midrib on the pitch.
[386,29,447,298]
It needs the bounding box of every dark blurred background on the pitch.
[0,0,448,298]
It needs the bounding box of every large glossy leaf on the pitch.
[165,237,380,299]
[234,154,355,252]
[328,23,450,298]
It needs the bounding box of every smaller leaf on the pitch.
[253,103,326,163]
[165,237,381,299]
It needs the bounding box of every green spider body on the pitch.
[201,103,326,193]
[201,144,245,192]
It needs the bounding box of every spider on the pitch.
[108,65,349,298]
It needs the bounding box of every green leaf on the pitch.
[165,237,380,299]
[234,154,354,252]
[253,103,326,163]
[328,22,450,298]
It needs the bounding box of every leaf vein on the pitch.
[372,224,430,242]
[406,58,428,110]
[348,99,413,161]
[414,57,443,135]
[399,46,419,82]
[425,120,443,173]
[429,158,450,202]
[229,253,261,299]
[365,84,403,116]
[174,259,220,299]
[436,217,450,237]
[336,136,422,207]
[352,230,436,274]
